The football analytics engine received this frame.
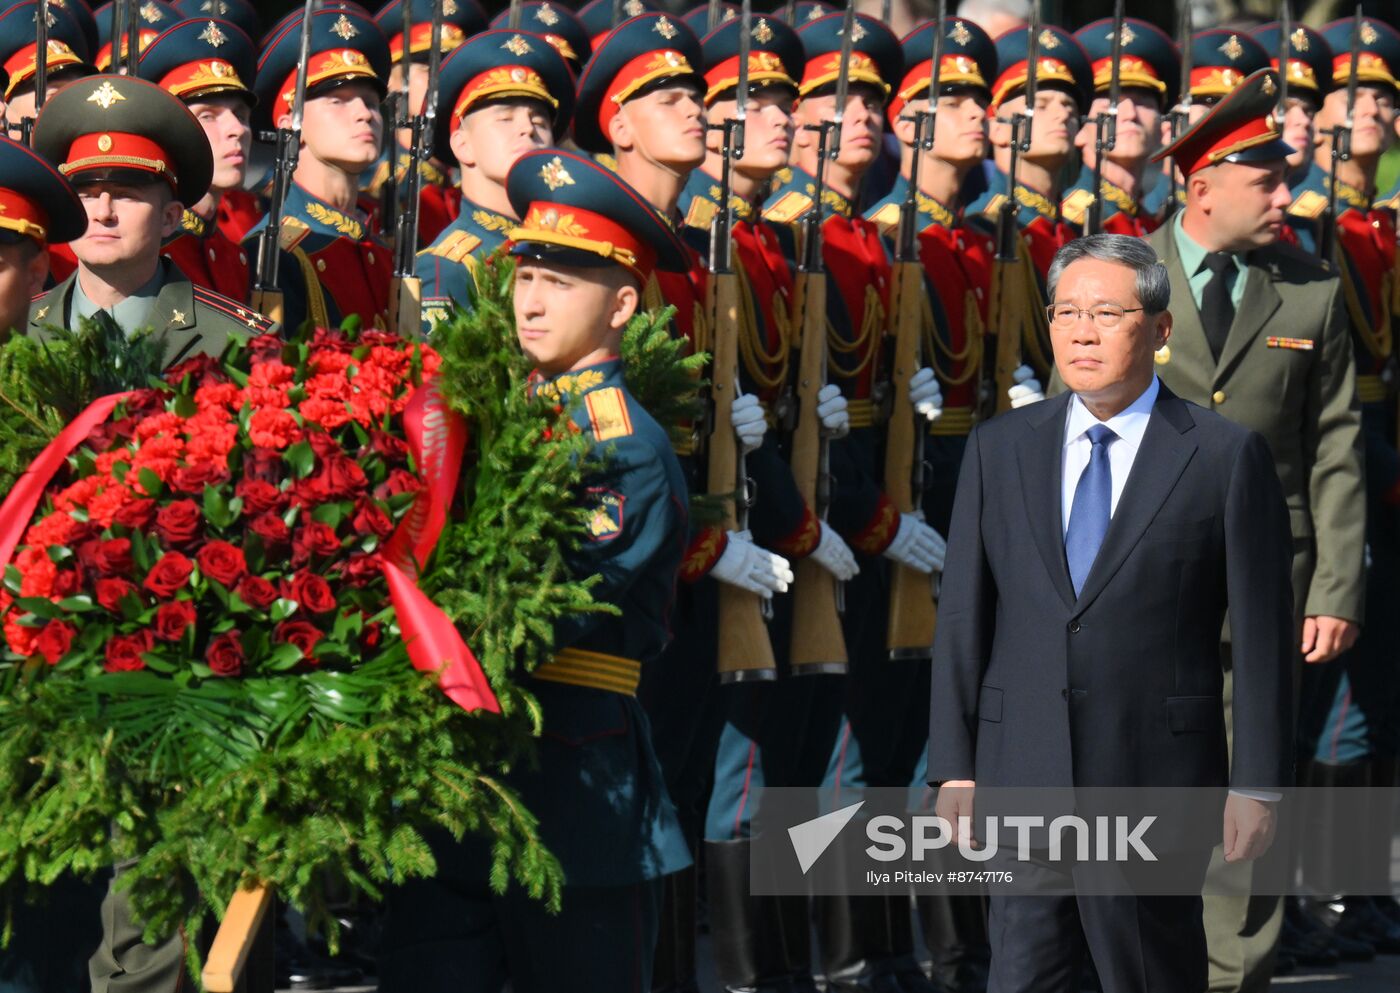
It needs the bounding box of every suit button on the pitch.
[1068,620,1081,634]
[1212,390,1226,405]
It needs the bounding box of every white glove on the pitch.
[810,521,859,581]
[883,513,947,574]
[1007,364,1044,409]
[909,367,944,422]
[731,393,767,455]
[710,530,793,597]
[816,383,850,438]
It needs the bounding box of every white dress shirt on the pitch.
[1061,376,1160,536]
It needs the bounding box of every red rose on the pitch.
[318,457,367,500]
[351,498,394,538]
[235,479,284,516]
[205,630,244,677]
[293,521,341,564]
[374,469,423,502]
[288,571,336,614]
[104,630,153,673]
[163,354,224,387]
[306,429,344,460]
[361,620,382,649]
[36,621,77,664]
[246,333,285,361]
[196,540,248,587]
[170,462,230,494]
[154,500,203,547]
[96,577,138,612]
[143,552,194,598]
[243,446,284,483]
[114,498,157,530]
[236,575,279,610]
[51,568,83,598]
[248,513,291,548]
[367,430,408,461]
[274,619,323,659]
[338,552,381,588]
[92,538,133,576]
[153,601,196,641]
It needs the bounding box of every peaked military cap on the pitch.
[374,0,486,64]
[488,2,590,70]
[506,147,689,279]
[0,134,86,245]
[32,72,214,204]
[1153,67,1291,175]
[796,12,901,101]
[93,0,179,68]
[576,0,656,50]
[172,0,258,40]
[254,6,389,131]
[1322,15,1400,93]
[261,1,372,43]
[1074,17,1179,106]
[1187,30,1269,102]
[1250,22,1331,97]
[12,0,100,60]
[890,16,995,124]
[573,12,703,154]
[137,17,256,104]
[0,0,92,100]
[699,11,803,106]
[989,24,1091,112]
[432,28,575,161]
[682,2,735,38]
[792,2,835,25]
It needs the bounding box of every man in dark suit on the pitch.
[927,233,1296,993]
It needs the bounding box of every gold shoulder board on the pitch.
[585,386,634,441]
[764,191,814,225]
[1288,189,1328,219]
[982,193,1008,219]
[869,202,901,237]
[278,217,311,251]
[684,196,719,232]
[1061,187,1095,226]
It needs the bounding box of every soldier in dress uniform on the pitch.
[172,0,258,38]
[487,1,591,75]
[137,16,256,302]
[0,136,85,336]
[364,0,485,247]
[679,15,859,993]
[415,26,574,330]
[1281,14,1400,960]
[91,0,178,70]
[1061,17,1178,236]
[1250,21,1331,191]
[27,73,274,991]
[242,6,393,333]
[379,147,693,993]
[576,0,655,53]
[680,1,735,37]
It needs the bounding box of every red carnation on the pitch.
[235,479,284,516]
[287,571,336,614]
[274,619,323,660]
[114,498,157,530]
[247,408,301,451]
[143,552,194,598]
[35,621,77,664]
[248,513,291,548]
[95,577,138,612]
[154,500,203,547]
[170,462,230,494]
[51,568,83,598]
[196,540,248,587]
[300,398,352,430]
[236,575,279,610]
[205,630,244,677]
[104,631,153,673]
[153,601,196,642]
[243,447,284,483]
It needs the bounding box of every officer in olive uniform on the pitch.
[415,26,575,330]
[243,6,393,333]
[1062,17,1178,236]
[379,148,692,993]
[137,16,257,303]
[486,1,592,75]
[27,72,274,993]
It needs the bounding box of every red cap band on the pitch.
[60,131,176,187]
[510,201,656,280]
[0,188,50,241]
[598,48,696,137]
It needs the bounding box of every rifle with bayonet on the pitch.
[390,0,444,335]
[250,0,315,326]
[1320,4,1362,270]
[378,0,415,253]
[123,0,140,75]
[787,0,855,676]
[884,0,943,660]
[507,0,521,29]
[706,0,777,682]
[1164,0,1191,217]
[1275,1,1291,132]
[19,0,49,145]
[1084,0,1123,236]
[986,6,1038,419]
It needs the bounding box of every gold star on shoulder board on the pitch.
[168,309,186,326]
[35,305,50,321]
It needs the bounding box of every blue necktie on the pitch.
[1065,423,1116,597]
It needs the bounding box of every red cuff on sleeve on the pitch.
[846,494,900,556]
[770,505,822,560]
[680,526,729,582]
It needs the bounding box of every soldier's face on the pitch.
[1189,160,1291,252]
[188,96,252,194]
[454,99,554,184]
[3,74,79,140]
[0,239,49,337]
[1316,83,1396,161]
[388,60,431,119]
[706,87,795,175]
[1280,95,1318,169]
[514,259,639,375]
[795,85,885,173]
[1077,89,1162,166]
[72,180,182,270]
[612,83,708,171]
[291,81,384,175]
[898,89,988,167]
[991,87,1080,165]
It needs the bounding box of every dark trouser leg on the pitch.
[917,886,989,993]
[88,867,188,993]
[985,894,1083,993]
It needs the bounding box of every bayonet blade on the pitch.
[1276,0,1291,126]
[34,0,49,113]
[925,0,945,153]
[1105,0,1122,151]
[507,0,521,30]
[1344,3,1361,131]
[734,0,750,158]
[425,0,444,126]
[830,0,856,160]
[290,0,316,134]
[1022,1,1038,154]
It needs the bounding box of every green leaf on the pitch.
[173,392,197,419]
[311,503,343,528]
[138,468,164,498]
[284,441,315,480]
[57,595,96,613]
[14,597,63,619]
[262,642,303,672]
[270,599,298,622]
[202,484,236,530]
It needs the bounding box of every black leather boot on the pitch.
[705,840,790,992]
[813,893,904,993]
[885,891,944,993]
[653,866,701,992]
[776,893,820,993]
[916,892,989,993]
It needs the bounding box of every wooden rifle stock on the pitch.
[250,288,284,328]
[202,883,274,992]
[708,270,778,682]
[989,209,1024,418]
[884,258,935,659]
[390,275,422,337]
[787,269,847,675]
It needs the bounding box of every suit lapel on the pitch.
[1151,226,1213,377]
[1016,392,1077,611]
[1213,257,1281,383]
[1071,387,1199,614]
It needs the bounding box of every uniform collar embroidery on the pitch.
[1013,184,1057,221]
[803,182,853,218]
[299,192,365,240]
[1323,172,1372,212]
[532,363,615,402]
[396,148,449,186]
[180,209,208,237]
[914,189,958,228]
[705,184,756,221]
[1098,178,1136,217]
[470,208,514,234]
